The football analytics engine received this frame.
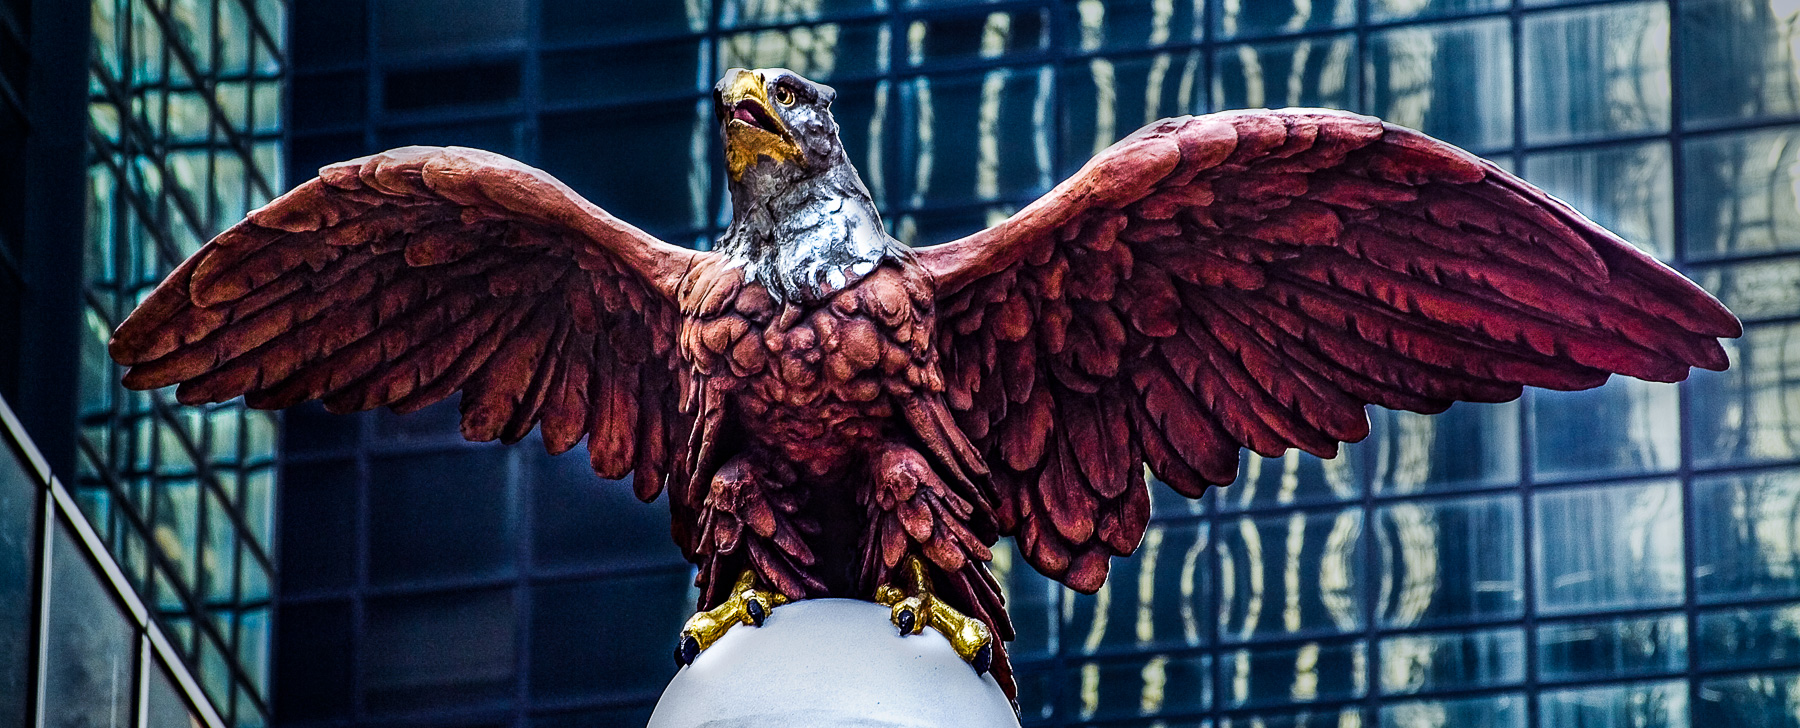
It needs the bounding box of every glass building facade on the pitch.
[250,0,1800,726]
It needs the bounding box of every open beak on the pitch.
[718,70,789,139]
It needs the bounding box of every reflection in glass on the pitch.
[1537,614,1687,682]
[1523,3,1671,144]
[992,539,1058,658]
[1380,693,1526,728]
[1369,0,1507,23]
[1065,523,1209,653]
[1060,51,1204,173]
[1692,470,1800,602]
[1214,35,1357,112]
[541,39,709,103]
[0,443,36,726]
[900,68,1053,206]
[1680,0,1800,127]
[1065,0,1204,52]
[1220,641,1367,708]
[1379,627,1525,695]
[1534,481,1685,615]
[722,0,882,27]
[1376,496,1523,629]
[907,9,1048,66]
[1067,654,1210,721]
[1369,403,1519,496]
[1694,257,1800,324]
[720,21,889,81]
[1688,322,1800,468]
[1523,141,1674,260]
[1214,0,1354,39]
[1219,449,1359,512]
[1695,670,1800,727]
[1683,127,1800,261]
[543,0,710,42]
[43,526,137,728]
[145,660,199,728]
[1219,509,1364,641]
[1222,707,1363,728]
[1698,603,1800,670]
[1538,680,1688,728]
[1531,381,1680,481]
[1365,18,1512,151]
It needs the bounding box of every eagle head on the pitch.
[714,67,842,186]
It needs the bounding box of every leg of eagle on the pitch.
[859,441,1017,696]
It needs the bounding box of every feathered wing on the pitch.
[110,146,705,505]
[918,110,1741,592]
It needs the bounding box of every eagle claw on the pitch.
[875,556,993,675]
[674,570,789,667]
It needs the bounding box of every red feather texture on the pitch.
[109,146,700,506]
[919,109,1740,594]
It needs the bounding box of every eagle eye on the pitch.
[773,84,796,106]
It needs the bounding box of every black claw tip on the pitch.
[896,608,917,635]
[746,598,767,626]
[676,634,700,666]
[972,642,994,675]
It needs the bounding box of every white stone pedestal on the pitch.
[648,598,1021,728]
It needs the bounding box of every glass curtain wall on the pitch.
[276,0,1800,726]
[78,0,286,726]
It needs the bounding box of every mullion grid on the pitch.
[78,0,284,724]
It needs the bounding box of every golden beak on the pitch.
[719,69,800,180]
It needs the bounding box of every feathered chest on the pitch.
[675,257,943,451]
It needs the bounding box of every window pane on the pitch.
[1218,509,1365,642]
[1534,480,1686,615]
[1688,322,1800,469]
[1060,51,1205,176]
[1531,381,1680,481]
[1682,126,1800,261]
[1214,35,1358,112]
[272,600,352,721]
[1522,3,1671,144]
[363,588,515,713]
[43,524,137,728]
[530,447,686,572]
[1375,495,1523,629]
[719,21,890,82]
[0,441,37,726]
[1219,640,1367,708]
[543,38,708,104]
[1369,403,1520,496]
[1537,613,1687,682]
[1380,694,1526,728]
[1065,0,1205,52]
[722,0,878,27]
[368,448,516,586]
[991,539,1058,659]
[906,8,1048,67]
[899,67,1053,206]
[1698,603,1800,670]
[1379,627,1525,695]
[1522,141,1674,261]
[1064,522,1209,653]
[377,0,526,55]
[145,658,199,728]
[1694,257,1800,324]
[1215,0,1354,39]
[1066,655,1210,721]
[1365,18,1512,152]
[540,99,713,238]
[1696,670,1800,728]
[1694,470,1800,602]
[1539,680,1689,728]
[1222,450,1361,513]
[1680,0,1800,128]
[530,569,690,701]
[544,0,708,42]
[276,461,356,595]
[1369,0,1507,22]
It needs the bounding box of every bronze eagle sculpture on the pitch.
[108,68,1740,696]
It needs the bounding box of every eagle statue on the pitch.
[108,68,1740,697]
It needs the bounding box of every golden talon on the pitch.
[676,570,790,666]
[875,556,994,672]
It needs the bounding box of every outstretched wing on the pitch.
[110,146,705,501]
[919,110,1740,591]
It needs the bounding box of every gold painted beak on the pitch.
[717,69,801,180]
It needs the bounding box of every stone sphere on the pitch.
[648,598,1020,728]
